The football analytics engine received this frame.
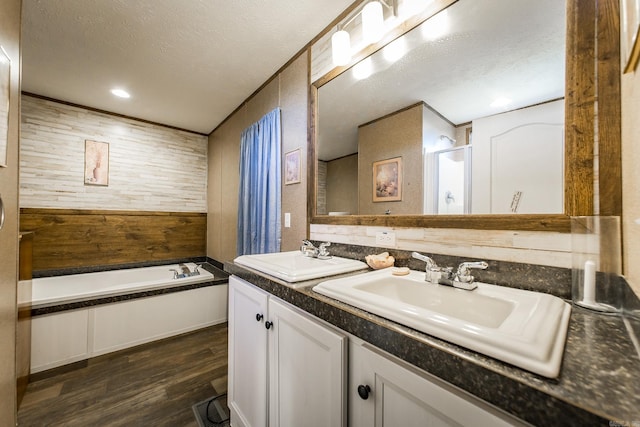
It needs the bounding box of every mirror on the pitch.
[315,0,565,217]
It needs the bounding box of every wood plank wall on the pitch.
[20,209,206,272]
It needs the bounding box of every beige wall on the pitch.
[621,67,640,297]
[0,0,20,423]
[280,55,309,252]
[207,54,308,262]
[327,154,358,214]
[358,104,424,215]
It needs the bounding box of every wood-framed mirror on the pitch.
[307,0,621,233]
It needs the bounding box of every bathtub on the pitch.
[29,262,228,374]
[31,262,216,306]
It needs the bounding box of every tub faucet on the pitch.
[179,263,190,275]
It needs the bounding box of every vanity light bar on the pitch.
[331,0,398,67]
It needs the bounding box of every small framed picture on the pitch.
[373,157,402,202]
[284,149,301,185]
[622,0,640,73]
[84,140,109,186]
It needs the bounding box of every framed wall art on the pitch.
[373,157,402,202]
[0,46,11,168]
[622,0,640,73]
[285,148,301,185]
[84,140,109,186]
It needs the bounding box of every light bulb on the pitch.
[111,88,130,98]
[331,30,351,66]
[362,1,384,44]
[490,97,512,108]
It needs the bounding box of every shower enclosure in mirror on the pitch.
[315,0,565,216]
[425,145,471,215]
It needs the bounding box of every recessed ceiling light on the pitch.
[111,88,131,99]
[490,97,512,108]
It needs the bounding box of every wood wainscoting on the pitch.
[20,208,207,272]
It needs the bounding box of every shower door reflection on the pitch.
[425,146,471,215]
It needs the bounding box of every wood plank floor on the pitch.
[18,323,228,427]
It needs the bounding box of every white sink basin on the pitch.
[313,268,571,378]
[234,251,368,283]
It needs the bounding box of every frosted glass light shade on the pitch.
[331,30,351,66]
[362,1,384,44]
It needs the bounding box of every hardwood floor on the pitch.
[18,323,228,427]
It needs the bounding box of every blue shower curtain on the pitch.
[237,108,282,256]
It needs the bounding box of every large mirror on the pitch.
[314,0,571,224]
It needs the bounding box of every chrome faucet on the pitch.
[300,240,332,259]
[412,252,488,291]
[301,240,318,257]
[455,261,489,283]
[171,263,202,279]
[411,252,450,284]
[317,242,332,259]
[439,261,489,290]
[179,263,190,275]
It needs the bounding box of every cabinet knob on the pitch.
[357,384,371,400]
[265,321,273,330]
[256,313,264,322]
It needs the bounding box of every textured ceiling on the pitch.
[21,0,354,134]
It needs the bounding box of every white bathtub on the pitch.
[29,263,228,374]
[31,262,215,306]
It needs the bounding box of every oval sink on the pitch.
[234,251,368,284]
[313,268,571,378]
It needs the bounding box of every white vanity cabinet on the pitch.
[228,275,347,427]
[228,276,269,427]
[349,338,528,427]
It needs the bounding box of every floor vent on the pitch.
[192,393,230,427]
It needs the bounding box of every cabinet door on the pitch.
[268,297,347,427]
[350,342,525,427]
[228,276,269,427]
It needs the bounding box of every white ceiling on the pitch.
[21,0,354,134]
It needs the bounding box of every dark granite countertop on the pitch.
[225,262,640,427]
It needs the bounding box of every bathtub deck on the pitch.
[18,323,228,426]
[30,263,229,316]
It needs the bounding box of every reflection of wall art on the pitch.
[84,140,109,186]
[285,148,301,185]
[0,46,11,168]
[373,157,402,202]
[622,0,640,73]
